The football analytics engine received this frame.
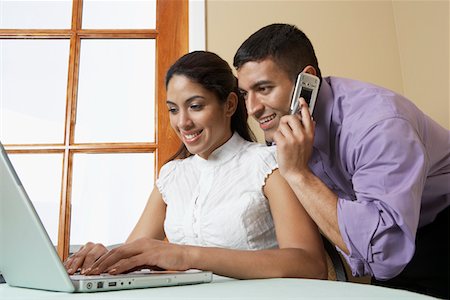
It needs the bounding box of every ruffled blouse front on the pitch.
[156,133,279,250]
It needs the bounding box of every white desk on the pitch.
[0,275,434,299]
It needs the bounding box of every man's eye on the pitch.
[258,86,271,94]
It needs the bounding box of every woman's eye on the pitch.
[190,104,203,111]
[168,107,178,113]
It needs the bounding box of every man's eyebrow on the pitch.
[250,80,273,90]
[238,80,273,93]
[166,95,205,105]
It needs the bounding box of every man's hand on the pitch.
[273,98,315,180]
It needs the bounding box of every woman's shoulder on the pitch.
[235,140,278,173]
[156,156,196,197]
[241,140,277,160]
[158,156,195,177]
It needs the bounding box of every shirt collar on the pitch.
[193,132,244,168]
[313,77,334,158]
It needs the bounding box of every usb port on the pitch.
[108,282,117,287]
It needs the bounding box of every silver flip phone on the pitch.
[289,72,320,115]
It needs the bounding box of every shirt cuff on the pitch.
[337,197,381,277]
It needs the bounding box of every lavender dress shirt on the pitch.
[310,77,450,280]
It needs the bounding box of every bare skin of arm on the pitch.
[84,169,327,279]
[273,98,349,254]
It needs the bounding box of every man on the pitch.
[234,23,449,298]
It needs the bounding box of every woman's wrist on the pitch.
[183,245,201,270]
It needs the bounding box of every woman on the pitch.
[65,51,326,279]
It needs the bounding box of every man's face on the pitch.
[237,59,294,142]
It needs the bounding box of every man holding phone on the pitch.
[234,23,449,298]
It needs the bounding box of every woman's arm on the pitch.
[264,168,327,278]
[126,186,167,243]
[86,170,327,279]
[64,186,166,274]
[186,169,326,279]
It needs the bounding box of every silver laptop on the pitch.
[0,142,212,292]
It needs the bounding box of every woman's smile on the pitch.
[181,129,203,144]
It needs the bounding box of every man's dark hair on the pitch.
[233,23,321,81]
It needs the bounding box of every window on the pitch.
[0,0,188,260]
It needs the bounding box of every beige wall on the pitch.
[392,1,449,130]
[206,0,450,142]
[205,0,449,282]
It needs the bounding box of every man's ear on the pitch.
[302,65,317,76]
[225,92,238,117]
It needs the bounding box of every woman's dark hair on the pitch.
[233,23,322,82]
[165,51,255,160]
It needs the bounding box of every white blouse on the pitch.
[156,133,279,250]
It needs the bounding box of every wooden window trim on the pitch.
[0,0,187,261]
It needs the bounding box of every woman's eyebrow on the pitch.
[166,95,205,105]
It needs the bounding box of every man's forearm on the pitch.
[284,171,350,254]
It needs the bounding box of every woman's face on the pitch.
[166,75,234,159]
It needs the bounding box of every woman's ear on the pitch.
[225,92,238,117]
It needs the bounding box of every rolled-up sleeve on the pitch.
[337,118,428,280]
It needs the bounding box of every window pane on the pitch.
[70,153,154,245]
[0,0,72,29]
[82,0,156,29]
[8,153,63,245]
[0,40,69,144]
[75,39,155,143]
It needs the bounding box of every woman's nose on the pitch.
[177,111,193,129]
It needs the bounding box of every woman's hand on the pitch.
[84,238,192,275]
[64,242,109,275]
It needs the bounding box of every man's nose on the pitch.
[246,92,264,117]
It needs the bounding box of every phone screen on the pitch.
[290,72,319,115]
[300,87,313,105]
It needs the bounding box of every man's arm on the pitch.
[274,100,425,279]
[274,98,349,253]
[283,169,349,254]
